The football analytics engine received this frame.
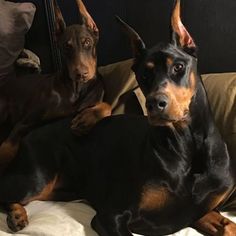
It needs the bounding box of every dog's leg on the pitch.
[0,122,31,172]
[6,203,28,232]
[193,211,236,236]
[71,102,111,135]
[0,108,44,172]
[91,212,133,236]
[0,168,58,231]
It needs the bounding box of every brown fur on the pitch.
[193,211,236,236]
[71,102,112,135]
[0,141,19,172]
[139,186,171,211]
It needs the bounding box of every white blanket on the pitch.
[0,201,235,235]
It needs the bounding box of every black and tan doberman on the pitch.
[0,0,111,172]
[0,0,235,235]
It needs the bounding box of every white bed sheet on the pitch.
[0,201,235,236]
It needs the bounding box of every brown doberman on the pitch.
[0,0,111,172]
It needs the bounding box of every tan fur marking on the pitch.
[148,71,196,127]
[93,102,112,118]
[71,102,111,135]
[166,57,174,66]
[167,80,194,118]
[0,141,19,172]
[139,186,170,211]
[23,176,58,204]
[207,188,234,212]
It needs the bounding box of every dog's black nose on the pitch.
[146,95,168,113]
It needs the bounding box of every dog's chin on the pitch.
[76,76,95,84]
[147,114,190,128]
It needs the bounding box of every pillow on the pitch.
[0,0,36,81]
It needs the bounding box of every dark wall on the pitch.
[182,0,236,73]
[16,0,236,74]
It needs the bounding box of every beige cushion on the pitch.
[99,59,147,115]
[202,73,236,161]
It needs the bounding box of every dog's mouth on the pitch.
[75,76,94,84]
[147,112,190,127]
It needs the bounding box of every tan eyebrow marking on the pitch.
[166,57,174,66]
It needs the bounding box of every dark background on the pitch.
[14,0,236,74]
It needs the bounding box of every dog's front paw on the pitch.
[71,103,111,136]
[222,219,236,236]
[71,109,97,136]
[7,204,28,232]
[193,211,236,236]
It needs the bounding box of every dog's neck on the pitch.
[147,125,194,194]
[189,74,220,140]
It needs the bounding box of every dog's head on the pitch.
[117,0,198,127]
[53,0,98,85]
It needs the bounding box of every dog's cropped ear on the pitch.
[116,16,146,68]
[53,0,66,37]
[75,0,99,35]
[171,0,196,53]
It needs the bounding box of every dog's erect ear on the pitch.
[171,0,196,50]
[116,16,146,62]
[53,0,66,36]
[75,0,99,34]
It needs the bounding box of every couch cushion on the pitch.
[202,73,236,161]
[0,0,36,81]
[99,59,146,115]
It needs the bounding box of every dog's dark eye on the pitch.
[63,41,73,54]
[173,63,184,73]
